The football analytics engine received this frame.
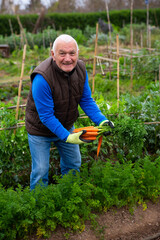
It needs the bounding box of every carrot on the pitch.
[82,131,99,137]
[73,126,98,133]
[97,135,103,157]
[73,126,99,141]
[81,136,97,140]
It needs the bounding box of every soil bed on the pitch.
[33,199,160,240]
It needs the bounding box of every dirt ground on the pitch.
[48,199,160,240]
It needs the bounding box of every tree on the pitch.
[56,0,76,12]
[0,0,15,14]
[27,0,43,13]
[84,0,106,12]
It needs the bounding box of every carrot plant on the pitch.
[0,157,160,240]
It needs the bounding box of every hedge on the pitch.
[0,8,159,37]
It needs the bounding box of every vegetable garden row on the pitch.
[0,22,160,239]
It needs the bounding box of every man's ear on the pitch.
[51,50,55,61]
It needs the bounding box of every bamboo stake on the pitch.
[15,44,27,134]
[3,120,160,132]
[130,0,133,89]
[17,15,28,45]
[123,57,126,75]
[149,27,151,49]
[117,34,120,108]
[105,1,112,80]
[146,2,149,48]
[92,23,99,94]
[8,19,17,49]
[95,55,117,63]
[140,30,143,48]
[105,1,112,46]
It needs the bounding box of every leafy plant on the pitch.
[0,157,160,239]
[112,115,147,161]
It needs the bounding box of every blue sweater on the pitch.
[32,71,107,141]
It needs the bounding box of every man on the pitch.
[25,34,114,190]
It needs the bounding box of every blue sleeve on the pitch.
[79,71,108,125]
[32,74,70,141]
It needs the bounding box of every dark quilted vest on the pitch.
[25,57,86,136]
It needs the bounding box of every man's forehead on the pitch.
[56,40,77,50]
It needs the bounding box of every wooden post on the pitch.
[130,0,133,89]
[117,34,120,108]
[15,44,27,133]
[92,23,99,94]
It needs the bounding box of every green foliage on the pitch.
[113,115,147,160]
[0,101,30,188]
[87,33,108,46]
[121,83,160,153]
[0,24,160,239]
[64,28,86,45]
[83,25,96,39]
[0,9,160,37]
[0,158,160,239]
[0,28,58,52]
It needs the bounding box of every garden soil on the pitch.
[45,199,160,240]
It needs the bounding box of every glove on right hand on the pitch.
[100,120,114,129]
[66,130,93,144]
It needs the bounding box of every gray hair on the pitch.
[52,34,79,54]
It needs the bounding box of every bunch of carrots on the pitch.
[73,126,110,157]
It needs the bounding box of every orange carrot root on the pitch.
[81,136,97,140]
[73,126,98,133]
[97,135,103,157]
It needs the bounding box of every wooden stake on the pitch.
[140,30,143,48]
[8,19,17,49]
[106,2,112,80]
[130,0,133,89]
[15,44,27,134]
[123,57,126,75]
[146,2,149,48]
[105,1,112,46]
[92,23,99,94]
[17,15,28,45]
[116,34,120,108]
[149,27,151,49]
[159,65,160,94]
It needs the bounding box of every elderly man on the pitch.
[25,34,114,190]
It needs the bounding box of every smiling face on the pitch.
[51,39,79,73]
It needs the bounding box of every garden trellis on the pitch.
[91,38,160,104]
[92,22,120,107]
